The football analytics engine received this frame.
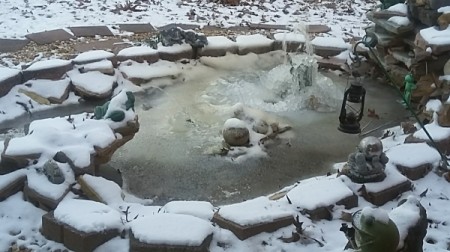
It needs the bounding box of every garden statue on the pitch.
[403,73,416,107]
[94,90,135,122]
[351,207,399,252]
[341,136,388,183]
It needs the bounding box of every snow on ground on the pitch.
[0,0,376,40]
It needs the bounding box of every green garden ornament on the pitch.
[403,73,416,107]
[94,90,135,122]
[352,207,400,252]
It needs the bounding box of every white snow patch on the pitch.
[311,37,348,49]
[80,174,124,206]
[426,99,442,112]
[362,207,390,224]
[27,163,74,201]
[0,169,26,190]
[388,16,411,26]
[73,50,115,63]
[274,32,306,43]
[236,34,274,48]
[389,196,422,249]
[130,214,213,246]
[218,196,293,226]
[68,70,116,95]
[287,177,354,210]
[387,142,441,168]
[118,60,181,80]
[438,6,450,13]
[223,118,247,129]
[25,59,71,71]
[54,199,123,233]
[0,67,20,82]
[420,26,450,46]
[162,201,214,220]
[414,120,450,141]
[204,36,237,50]
[94,236,129,252]
[118,46,158,57]
[158,43,192,54]
[22,78,70,99]
[387,3,408,14]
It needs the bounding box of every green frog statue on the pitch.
[94,90,135,122]
[352,207,400,252]
[403,73,416,107]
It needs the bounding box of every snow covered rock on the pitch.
[73,50,115,65]
[387,142,440,180]
[158,43,193,61]
[118,60,182,85]
[68,70,117,99]
[222,118,249,146]
[199,36,238,57]
[311,37,349,58]
[117,46,159,64]
[22,59,72,81]
[20,78,71,104]
[286,177,357,220]
[390,196,427,252]
[213,196,294,240]
[0,169,26,201]
[236,34,274,55]
[78,60,115,75]
[52,199,122,252]
[405,120,450,155]
[161,200,214,220]
[273,32,306,52]
[78,174,124,206]
[130,213,213,251]
[0,67,21,98]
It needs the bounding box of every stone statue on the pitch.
[341,136,388,183]
[403,73,416,107]
[94,90,135,122]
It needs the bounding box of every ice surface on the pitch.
[130,213,213,246]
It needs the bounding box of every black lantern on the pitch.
[338,81,366,134]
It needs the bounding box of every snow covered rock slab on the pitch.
[162,200,214,220]
[73,50,116,65]
[119,60,182,85]
[273,33,306,52]
[415,26,450,55]
[54,199,122,252]
[198,36,238,57]
[0,170,26,201]
[387,143,440,180]
[286,177,357,220]
[158,43,193,61]
[117,46,160,64]
[344,166,412,206]
[1,138,41,172]
[0,67,22,98]
[68,70,117,99]
[23,180,69,211]
[236,34,274,55]
[78,174,124,205]
[311,37,349,58]
[21,78,71,104]
[405,122,450,156]
[22,59,73,81]
[213,196,294,240]
[130,214,213,252]
[78,60,115,75]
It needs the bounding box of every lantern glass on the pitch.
[338,82,366,134]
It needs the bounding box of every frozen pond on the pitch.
[106,52,407,205]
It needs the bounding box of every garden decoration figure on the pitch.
[340,136,388,183]
[403,73,416,107]
[94,90,135,122]
[351,207,399,252]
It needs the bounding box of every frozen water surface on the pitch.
[106,52,407,205]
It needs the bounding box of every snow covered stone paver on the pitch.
[162,200,215,220]
[73,50,115,65]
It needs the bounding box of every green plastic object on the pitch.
[353,208,400,252]
[93,91,135,122]
[403,73,416,106]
